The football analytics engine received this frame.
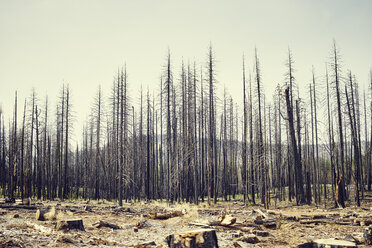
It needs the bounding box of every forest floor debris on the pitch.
[0,198,371,247]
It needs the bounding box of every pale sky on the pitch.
[0,0,371,143]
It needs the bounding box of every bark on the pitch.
[285,88,305,204]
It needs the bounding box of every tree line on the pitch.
[0,42,371,208]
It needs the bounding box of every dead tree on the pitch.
[42,97,48,200]
[193,62,198,204]
[94,86,102,200]
[312,69,321,204]
[326,65,337,206]
[0,108,3,196]
[9,91,17,201]
[63,85,71,199]
[285,88,305,204]
[254,49,266,208]
[345,72,361,206]
[242,56,248,204]
[249,72,255,204]
[331,41,346,208]
[207,45,218,205]
[146,89,151,200]
[369,70,372,190]
[35,105,41,200]
[19,99,26,200]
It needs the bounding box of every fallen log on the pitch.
[149,210,183,220]
[134,241,156,247]
[56,235,75,244]
[0,205,37,210]
[233,241,243,248]
[5,198,15,203]
[253,230,269,237]
[218,215,236,226]
[360,219,372,226]
[88,237,120,246]
[334,221,354,226]
[166,228,218,248]
[56,219,85,231]
[189,222,213,229]
[298,238,356,248]
[235,234,259,244]
[255,209,268,219]
[299,219,327,225]
[136,218,150,229]
[36,207,56,221]
[93,220,120,230]
[254,218,280,229]
[311,214,326,219]
[28,221,54,234]
[283,215,297,221]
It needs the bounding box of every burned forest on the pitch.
[1,43,371,209]
[1,41,372,247]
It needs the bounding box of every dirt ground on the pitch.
[0,195,371,247]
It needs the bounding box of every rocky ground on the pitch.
[0,194,372,247]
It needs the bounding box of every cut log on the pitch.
[311,214,326,219]
[283,215,297,221]
[93,220,120,230]
[56,219,85,231]
[360,219,372,226]
[189,222,213,229]
[218,215,236,226]
[134,241,156,247]
[84,205,93,212]
[344,234,360,244]
[235,234,259,244]
[136,216,150,229]
[36,207,56,221]
[56,235,74,244]
[0,205,37,210]
[28,222,54,233]
[233,241,243,248]
[255,209,268,219]
[313,238,355,247]
[298,238,356,248]
[149,210,183,220]
[364,227,372,245]
[254,218,280,229]
[299,219,327,225]
[253,230,269,237]
[166,228,218,248]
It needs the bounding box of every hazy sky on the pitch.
[0,0,371,143]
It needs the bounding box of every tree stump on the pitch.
[56,219,85,231]
[166,228,218,248]
[364,227,372,245]
[36,207,56,221]
[218,215,236,226]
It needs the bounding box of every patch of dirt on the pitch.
[0,196,371,247]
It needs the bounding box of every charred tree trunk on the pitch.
[285,88,305,204]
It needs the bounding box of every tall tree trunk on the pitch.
[242,56,248,204]
[285,88,305,204]
[255,49,266,208]
[332,41,346,208]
